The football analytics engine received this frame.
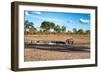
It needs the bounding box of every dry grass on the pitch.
[24,34,90,61]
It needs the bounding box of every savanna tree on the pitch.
[72,28,77,33]
[85,30,90,33]
[77,29,84,33]
[61,26,66,32]
[24,20,37,33]
[40,21,55,32]
[54,25,61,32]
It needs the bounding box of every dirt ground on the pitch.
[24,34,90,61]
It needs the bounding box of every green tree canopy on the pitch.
[40,21,55,32]
[54,25,61,32]
[77,29,84,33]
[85,30,90,33]
[61,26,66,32]
[24,20,37,32]
[72,28,77,33]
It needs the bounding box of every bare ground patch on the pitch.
[24,47,90,61]
[24,34,90,61]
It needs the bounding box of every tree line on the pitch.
[24,20,90,34]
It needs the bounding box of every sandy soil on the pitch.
[25,34,90,44]
[24,47,90,61]
[24,34,90,61]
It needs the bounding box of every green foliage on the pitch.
[67,30,72,33]
[24,20,37,32]
[54,25,61,32]
[24,20,88,34]
[40,21,55,32]
[77,29,84,33]
[72,28,77,33]
[40,21,66,33]
[85,30,90,33]
[50,22,55,29]
[61,26,66,32]
[72,28,88,34]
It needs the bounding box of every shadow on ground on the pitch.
[25,44,90,52]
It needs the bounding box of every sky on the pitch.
[24,10,90,31]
